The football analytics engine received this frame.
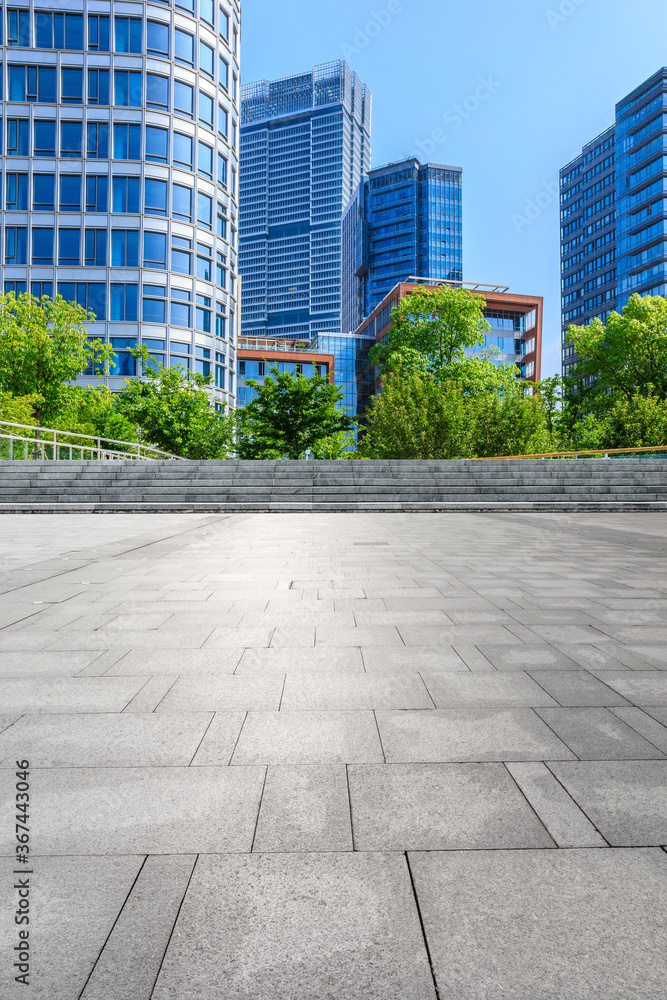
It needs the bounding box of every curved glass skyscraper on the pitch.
[0,0,240,408]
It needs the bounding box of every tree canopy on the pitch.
[369,285,491,376]
[567,293,667,402]
[236,363,354,460]
[115,349,234,458]
[0,292,113,426]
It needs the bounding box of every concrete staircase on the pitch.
[1,459,667,512]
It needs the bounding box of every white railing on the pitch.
[0,421,184,462]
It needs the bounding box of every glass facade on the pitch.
[0,0,240,407]
[310,333,376,419]
[341,158,462,334]
[560,69,667,377]
[239,61,371,340]
[236,356,330,406]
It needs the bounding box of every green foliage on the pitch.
[115,350,234,458]
[236,364,355,460]
[53,386,137,445]
[0,393,42,426]
[567,294,667,403]
[0,292,114,425]
[359,372,554,460]
[369,285,491,376]
[309,429,359,460]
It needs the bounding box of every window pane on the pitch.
[197,192,212,229]
[144,231,167,268]
[174,81,193,117]
[61,122,82,157]
[200,42,214,77]
[199,92,214,128]
[173,184,192,221]
[198,142,213,177]
[171,248,191,275]
[144,177,167,215]
[60,174,81,211]
[34,120,55,157]
[173,132,192,168]
[146,74,169,108]
[61,68,83,104]
[145,126,168,162]
[87,284,106,320]
[147,20,169,56]
[32,228,54,265]
[143,298,166,323]
[58,229,80,264]
[175,29,194,64]
[34,174,55,209]
[170,302,191,327]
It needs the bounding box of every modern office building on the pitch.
[309,331,376,419]
[560,68,667,377]
[235,336,334,407]
[239,60,371,341]
[341,158,463,333]
[354,279,542,383]
[0,0,240,408]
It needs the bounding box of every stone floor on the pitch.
[1,511,667,999]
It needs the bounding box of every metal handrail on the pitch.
[474,445,667,461]
[0,421,184,462]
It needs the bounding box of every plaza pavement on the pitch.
[0,510,666,998]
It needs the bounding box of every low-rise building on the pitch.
[352,278,542,383]
[236,336,335,406]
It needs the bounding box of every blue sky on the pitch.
[241,0,667,377]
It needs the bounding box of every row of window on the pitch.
[2,222,226,275]
[0,7,236,52]
[2,67,234,131]
[1,120,235,189]
[0,172,228,230]
[3,277,230,338]
[3,224,230,285]
[1,121,231,186]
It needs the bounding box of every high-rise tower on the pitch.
[0,0,240,407]
[239,60,371,340]
[341,157,462,333]
[560,69,667,377]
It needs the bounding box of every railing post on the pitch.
[9,437,13,461]
[53,428,57,461]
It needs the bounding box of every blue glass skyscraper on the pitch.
[341,158,462,334]
[560,68,667,376]
[239,61,371,340]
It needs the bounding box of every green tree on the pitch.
[567,294,667,402]
[369,285,491,376]
[116,350,234,458]
[236,363,355,459]
[0,292,113,426]
[359,371,554,460]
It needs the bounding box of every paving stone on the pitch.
[203,627,275,648]
[105,648,244,675]
[590,671,667,705]
[409,848,667,999]
[361,646,469,672]
[46,629,215,650]
[0,651,103,677]
[0,766,266,855]
[236,647,364,672]
[0,715,19,734]
[611,708,667,755]
[643,706,667,728]
[190,712,246,765]
[281,672,432,710]
[80,855,196,1000]
[151,853,437,1000]
[156,675,284,712]
[0,855,143,1000]
[550,761,667,845]
[315,625,404,647]
[506,762,607,847]
[526,624,609,644]
[536,707,665,760]
[528,670,630,706]
[253,765,353,852]
[376,709,575,762]
[0,677,145,713]
[348,763,554,850]
[0,713,213,767]
[420,672,557,708]
[399,625,518,646]
[231,711,384,764]
[476,645,579,670]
